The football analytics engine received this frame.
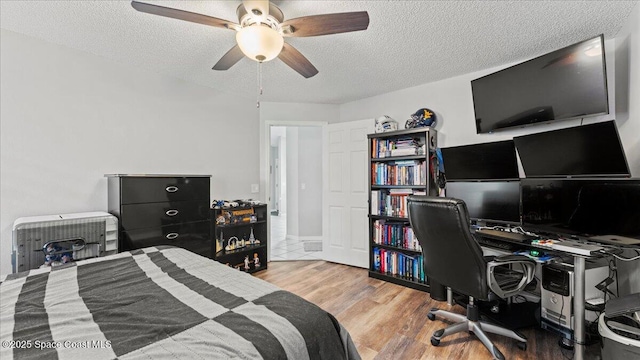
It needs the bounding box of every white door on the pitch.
[322,119,374,267]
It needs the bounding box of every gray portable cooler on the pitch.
[598,293,640,359]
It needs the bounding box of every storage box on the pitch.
[598,313,640,359]
[12,211,118,272]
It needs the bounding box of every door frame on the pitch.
[260,120,328,261]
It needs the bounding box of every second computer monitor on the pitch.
[446,181,521,226]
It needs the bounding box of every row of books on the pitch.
[371,160,426,186]
[372,137,422,158]
[372,247,425,282]
[372,220,422,251]
[371,189,426,218]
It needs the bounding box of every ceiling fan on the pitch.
[131,0,370,78]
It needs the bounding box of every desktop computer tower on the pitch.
[540,258,611,339]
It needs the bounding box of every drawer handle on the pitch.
[166,186,179,193]
[166,233,179,240]
[165,209,179,217]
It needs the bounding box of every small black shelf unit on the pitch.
[368,127,438,293]
[211,204,268,274]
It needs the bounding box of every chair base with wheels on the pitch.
[428,297,527,360]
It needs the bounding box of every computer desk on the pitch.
[471,232,606,360]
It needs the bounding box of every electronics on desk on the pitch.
[440,140,519,180]
[475,228,536,242]
[446,180,521,226]
[514,121,629,178]
[472,35,608,135]
[521,178,640,244]
[530,239,604,256]
[589,235,640,246]
[540,258,613,340]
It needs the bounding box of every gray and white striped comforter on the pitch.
[0,246,360,360]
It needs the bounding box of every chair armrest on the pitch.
[486,256,536,299]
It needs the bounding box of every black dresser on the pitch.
[106,174,212,258]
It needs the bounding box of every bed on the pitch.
[0,246,360,360]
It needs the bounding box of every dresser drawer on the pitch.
[120,177,209,204]
[122,221,211,258]
[120,201,209,231]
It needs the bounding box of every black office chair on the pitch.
[407,196,536,360]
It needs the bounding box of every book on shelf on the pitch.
[371,189,427,217]
[371,190,380,216]
[371,160,426,186]
[373,219,422,251]
[390,148,417,157]
[372,137,423,159]
[372,246,425,282]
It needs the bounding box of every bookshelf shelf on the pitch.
[371,185,426,189]
[367,127,438,293]
[368,271,430,292]
[368,214,410,222]
[373,243,423,254]
[371,155,425,162]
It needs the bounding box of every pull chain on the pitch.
[256,62,263,108]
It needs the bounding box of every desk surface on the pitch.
[473,228,606,257]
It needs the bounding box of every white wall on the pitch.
[615,3,640,178]
[259,102,338,202]
[0,29,260,275]
[285,127,300,237]
[259,102,337,240]
[280,126,323,239]
[296,126,323,237]
[614,3,640,295]
[338,40,630,170]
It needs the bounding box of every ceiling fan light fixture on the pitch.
[236,25,284,62]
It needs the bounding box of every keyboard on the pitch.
[475,229,537,243]
[476,236,521,251]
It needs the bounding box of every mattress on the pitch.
[0,246,360,360]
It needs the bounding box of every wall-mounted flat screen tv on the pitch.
[514,120,629,178]
[441,140,519,180]
[472,35,609,134]
[446,180,521,226]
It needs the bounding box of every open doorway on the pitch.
[269,125,324,261]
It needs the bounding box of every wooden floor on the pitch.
[256,260,601,360]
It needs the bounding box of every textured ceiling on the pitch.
[1,1,638,104]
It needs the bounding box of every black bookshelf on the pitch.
[368,127,438,293]
[211,204,268,274]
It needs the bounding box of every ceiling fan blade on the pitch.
[281,11,369,37]
[243,0,269,21]
[212,45,245,70]
[131,1,238,30]
[278,43,319,78]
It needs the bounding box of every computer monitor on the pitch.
[514,121,630,178]
[441,140,519,180]
[521,178,640,240]
[446,181,521,226]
